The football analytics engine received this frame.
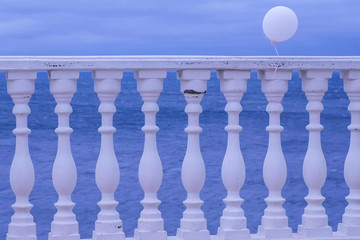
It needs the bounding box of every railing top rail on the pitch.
[0,56,359,71]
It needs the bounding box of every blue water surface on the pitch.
[0,70,350,239]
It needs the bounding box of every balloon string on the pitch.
[272,41,279,56]
[270,41,280,104]
[266,37,280,74]
[271,41,279,75]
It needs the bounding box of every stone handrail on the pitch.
[0,56,360,70]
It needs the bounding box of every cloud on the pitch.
[0,0,358,55]
[0,18,39,37]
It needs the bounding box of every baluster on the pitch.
[92,70,125,240]
[49,70,80,240]
[338,70,360,236]
[134,70,167,240]
[176,70,210,240]
[217,70,250,240]
[257,70,292,239]
[298,70,332,237]
[6,71,37,240]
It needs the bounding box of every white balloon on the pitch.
[263,6,298,43]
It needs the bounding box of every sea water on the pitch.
[0,70,350,239]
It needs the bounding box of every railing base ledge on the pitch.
[81,233,360,240]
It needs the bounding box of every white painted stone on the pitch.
[177,70,210,240]
[134,70,167,240]
[217,70,250,240]
[338,70,360,237]
[1,56,360,71]
[49,70,80,240]
[3,57,360,240]
[6,70,37,240]
[257,70,292,239]
[92,70,125,240]
[297,70,333,238]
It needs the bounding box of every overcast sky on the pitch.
[0,0,359,56]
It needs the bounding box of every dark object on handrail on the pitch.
[183,89,207,94]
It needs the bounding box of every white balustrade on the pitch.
[177,70,210,240]
[92,70,125,240]
[298,70,332,238]
[49,70,80,240]
[217,70,250,240]
[134,70,167,240]
[257,70,292,239]
[338,70,360,237]
[6,71,37,240]
[3,56,360,240]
